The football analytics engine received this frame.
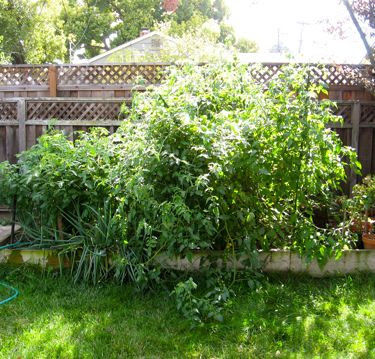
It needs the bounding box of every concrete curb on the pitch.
[1,248,375,277]
[156,250,375,277]
[0,249,69,268]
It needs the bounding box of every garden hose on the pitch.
[0,240,65,305]
[0,240,23,306]
[0,281,19,306]
[0,241,26,306]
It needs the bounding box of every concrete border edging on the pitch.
[260,250,375,277]
[153,250,375,277]
[1,249,375,277]
[0,249,69,268]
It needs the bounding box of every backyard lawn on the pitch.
[0,265,375,358]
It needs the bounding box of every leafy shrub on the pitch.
[119,63,359,261]
[346,176,375,230]
[172,277,231,325]
[351,176,375,213]
[0,63,359,323]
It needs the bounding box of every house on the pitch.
[86,30,178,64]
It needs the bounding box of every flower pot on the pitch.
[362,233,375,249]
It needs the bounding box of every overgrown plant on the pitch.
[0,63,360,324]
[120,63,359,261]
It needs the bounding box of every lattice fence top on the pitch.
[58,64,167,86]
[0,101,17,121]
[0,63,373,89]
[0,66,49,86]
[249,63,375,88]
[26,100,124,121]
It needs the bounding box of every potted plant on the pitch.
[362,225,375,249]
[351,176,375,248]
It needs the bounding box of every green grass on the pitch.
[1,266,375,358]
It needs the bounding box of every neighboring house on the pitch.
[86,30,178,64]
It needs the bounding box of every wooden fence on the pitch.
[0,63,167,98]
[0,63,374,99]
[1,97,375,174]
[0,62,375,191]
[0,97,128,162]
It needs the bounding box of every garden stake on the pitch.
[10,194,17,243]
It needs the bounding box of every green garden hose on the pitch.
[0,239,63,305]
[0,243,24,306]
[0,281,19,306]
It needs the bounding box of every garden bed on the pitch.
[2,248,375,277]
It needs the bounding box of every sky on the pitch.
[227,0,372,63]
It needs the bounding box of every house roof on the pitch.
[86,31,178,64]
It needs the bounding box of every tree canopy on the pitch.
[0,0,66,64]
[0,0,256,64]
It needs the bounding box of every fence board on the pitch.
[358,128,373,177]
[0,127,5,162]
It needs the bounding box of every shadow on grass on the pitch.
[1,265,375,358]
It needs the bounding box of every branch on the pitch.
[343,0,375,67]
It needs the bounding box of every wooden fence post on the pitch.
[350,101,361,193]
[48,65,57,97]
[17,99,26,154]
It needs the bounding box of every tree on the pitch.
[60,0,116,59]
[0,36,10,63]
[342,0,375,67]
[235,37,258,53]
[326,0,374,66]
[0,0,257,63]
[0,0,67,64]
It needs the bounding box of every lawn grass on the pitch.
[1,265,375,358]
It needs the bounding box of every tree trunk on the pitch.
[343,0,375,67]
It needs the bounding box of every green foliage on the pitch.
[5,128,122,233]
[0,0,67,64]
[58,202,127,284]
[61,0,237,61]
[171,0,228,24]
[348,176,375,225]
[235,37,259,53]
[121,63,358,260]
[0,161,17,205]
[172,277,231,325]
[60,0,115,59]
[0,63,359,323]
[0,35,10,63]
[0,0,257,63]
